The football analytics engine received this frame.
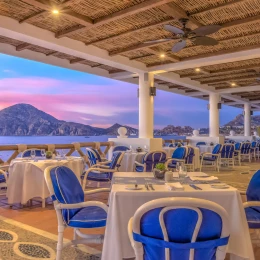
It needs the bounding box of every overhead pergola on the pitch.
[0,0,260,138]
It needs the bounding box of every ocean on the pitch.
[0,135,185,161]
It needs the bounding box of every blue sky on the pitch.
[0,53,246,129]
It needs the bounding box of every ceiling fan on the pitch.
[144,18,222,53]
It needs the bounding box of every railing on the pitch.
[0,141,114,169]
[163,139,190,146]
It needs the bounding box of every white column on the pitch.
[209,93,220,137]
[139,72,154,138]
[244,103,251,136]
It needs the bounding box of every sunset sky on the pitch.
[0,53,248,129]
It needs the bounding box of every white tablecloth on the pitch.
[163,146,201,170]
[7,157,84,204]
[198,145,214,153]
[102,172,254,260]
[118,152,146,172]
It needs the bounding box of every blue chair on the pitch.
[113,145,130,152]
[134,151,167,172]
[82,151,125,187]
[185,146,195,171]
[200,144,222,172]
[244,170,260,243]
[168,143,175,147]
[240,142,251,162]
[219,144,235,168]
[22,149,42,158]
[196,142,206,147]
[251,141,258,160]
[44,166,108,260]
[234,142,241,165]
[0,168,8,195]
[128,197,230,260]
[165,147,186,170]
[86,148,109,167]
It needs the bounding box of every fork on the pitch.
[145,183,149,191]
[148,183,155,190]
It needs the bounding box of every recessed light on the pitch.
[52,9,59,14]
[160,54,165,58]
[231,82,236,86]
[195,68,201,72]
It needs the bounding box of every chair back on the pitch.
[86,148,102,166]
[196,142,206,146]
[22,149,42,158]
[113,145,130,152]
[168,143,175,147]
[130,197,230,260]
[220,144,234,158]
[109,151,125,170]
[234,142,241,151]
[240,142,251,154]
[246,170,260,203]
[172,147,186,160]
[143,151,167,172]
[212,144,222,154]
[251,141,257,148]
[185,146,194,164]
[44,166,84,223]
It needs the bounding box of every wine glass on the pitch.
[144,145,148,152]
[41,149,45,158]
[61,149,65,159]
[129,145,133,153]
[31,149,36,161]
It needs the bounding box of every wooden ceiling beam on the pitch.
[69,58,85,64]
[19,10,46,23]
[189,0,244,16]
[55,0,174,38]
[16,43,31,51]
[46,51,58,56]
[204,75,259,85]
[147,48,180,62]
[85,18,176,46]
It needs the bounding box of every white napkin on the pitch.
[190,176,218,181]
[165,182,184,191]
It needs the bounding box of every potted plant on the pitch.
[46,151,53,159]
[153,163,166,179]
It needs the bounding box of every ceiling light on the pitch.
[195,68,201,72]
[160,54,165,58]
[52,9,59,14]
[231,82,236,86]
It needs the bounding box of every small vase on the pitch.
[153,169,165,179]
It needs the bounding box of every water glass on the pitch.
[129,145,133,153]
[41,149,45,158]
[31,149,36,161]
[144,145,148,152]
[179,165,187,177]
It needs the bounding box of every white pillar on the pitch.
[139,72,154,138]
[209,93,220,137]
[244,103,251,136]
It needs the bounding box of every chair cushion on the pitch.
[0,174,6,183]
[67,206,107,228]
[167,163,176,169]
[202,157,215,162]
[135,165,144,172]
[245,207,260,229]
[87,171,112,182]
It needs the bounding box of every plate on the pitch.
[125,185,142,190]
[210,184,229,189]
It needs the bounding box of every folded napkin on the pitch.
[190,176,218,181]
[165,182,184,191]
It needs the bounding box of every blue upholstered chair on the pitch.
[82,151,125,187]
[0,168,8,195]
[86,148,109,167]
[168,143,175,147]
[240,142,251,162]
[244,170,260,243]
[128,197,230,260]
[196,141,206,147]
[134,151,167,172]
[112,145,130,152]
[44,166,108,260]
[234,142,241,165]
[219,144,235,168]
[185,146,195,171]
[165,147,186,170]
[22,149,42,158]
[200,144,222,172]
[251,141,258,160]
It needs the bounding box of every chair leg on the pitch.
[56,225,64,260]
[42,198,45,208]
[73,229,78,247]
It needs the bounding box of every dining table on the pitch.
[7,156,85,206]
[102,171,254,260]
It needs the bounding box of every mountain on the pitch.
[154,125,194,136]
[225,114,260,127]
[0,104,137,136]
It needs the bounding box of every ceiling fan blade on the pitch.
[172,40,186,53]
[193,36,219,46]
[143,38,174,44]
[164,25,184,35]
[192,25,222,36]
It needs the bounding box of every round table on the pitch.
[7,157,84,205]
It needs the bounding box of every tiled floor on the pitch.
[1,161,260,258]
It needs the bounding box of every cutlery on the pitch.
[149,183,155,190]
[190,184,202,190]
[145,183,149,191]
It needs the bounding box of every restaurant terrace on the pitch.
[0,0,260,259]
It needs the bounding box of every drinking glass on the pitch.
[41,149,45,158]
[56,150,61,161]
[129,145,133,153]
[179,165,187,177]
[144,145,148,152]
[31,149,36,161]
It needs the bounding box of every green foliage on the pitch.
[155,163,166,171]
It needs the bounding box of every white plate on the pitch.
[125,185,142,190]
[211,184,229,189]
